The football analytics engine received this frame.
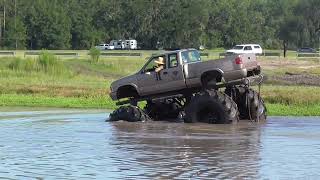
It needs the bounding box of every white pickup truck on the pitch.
[226,44,263,55]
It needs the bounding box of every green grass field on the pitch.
[0,50,319,116]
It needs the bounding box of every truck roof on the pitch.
[237,44,261,46]
[153,48,197,57]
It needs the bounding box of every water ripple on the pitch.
[0,110,320,179]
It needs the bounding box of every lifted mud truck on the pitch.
[109,49,266,123]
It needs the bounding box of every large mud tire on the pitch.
[184,89,239,124]
[246,89,267,122]
[225,86,267,122]
[109,105,151,122]
[144,100,181,120]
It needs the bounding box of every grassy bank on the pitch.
[0,53,319,116]
[0,94,116,109]
[267,103,320,116]
[1,94,320,116]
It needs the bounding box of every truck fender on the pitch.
[200,69,224,86]
[116,84,140,99]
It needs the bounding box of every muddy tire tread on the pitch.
[184,89,239,124]
[109,105,151,122]
[144,101,181,120]
[225,86,267,122]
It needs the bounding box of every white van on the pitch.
[226,44,263,55]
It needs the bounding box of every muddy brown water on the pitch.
[0,109,320,179]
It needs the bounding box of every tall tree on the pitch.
[67,0,101,49]
[23,0,71,49]
[0,0,318,51]
[3,17,26,49]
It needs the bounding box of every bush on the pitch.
[37,50,69,75]
[9,57,39,73]
[38,50,58,72]
[24,58,38,72]
[89,47,101,63]
[8,57,24,71]
[7,50,70,76]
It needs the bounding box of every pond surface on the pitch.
[0,109,320,179]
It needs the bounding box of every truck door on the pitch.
[137,56,162,96]
[159,53,186,92]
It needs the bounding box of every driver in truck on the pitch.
[154,56,165,80]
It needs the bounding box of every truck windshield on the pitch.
[233,46,244,50]
[181,50,201,63]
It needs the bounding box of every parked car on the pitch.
[297,47,316,53]
[226,44,263,55]
[95,43,115,50]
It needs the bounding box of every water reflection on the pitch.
[109,121,264,179]
[0,110,319,179]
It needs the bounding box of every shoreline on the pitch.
[1,94,319,116]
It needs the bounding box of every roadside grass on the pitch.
[64,58,145,78]
[258,85,320,105]
[1,55,320,116]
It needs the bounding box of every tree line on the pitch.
[1,0,320,50]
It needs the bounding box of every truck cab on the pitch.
[136,50,196,95]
